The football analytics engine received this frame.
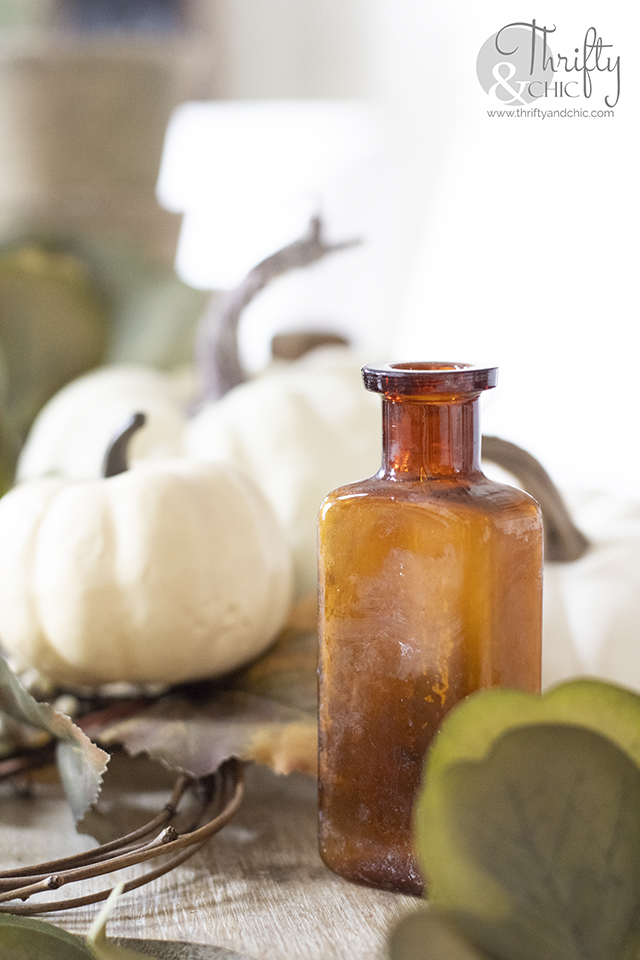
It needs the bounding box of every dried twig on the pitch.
[0,758,244,915]
[195,215,360,402]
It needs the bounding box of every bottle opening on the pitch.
[390,362,471,371]
[362,362,498,396]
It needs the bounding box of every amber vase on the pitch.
[317,362,543,895]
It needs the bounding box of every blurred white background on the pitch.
[161,0,639,498]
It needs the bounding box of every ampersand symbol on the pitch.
[489,61,529,105]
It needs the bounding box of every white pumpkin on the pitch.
[14,344,380,600]
[542,489,640,692]
[184,345,381,599]
[16,363,192,482]
[0,459,293,687]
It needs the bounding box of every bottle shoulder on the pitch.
[320,473,541,520]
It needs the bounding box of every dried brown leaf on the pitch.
[99,691,316,777]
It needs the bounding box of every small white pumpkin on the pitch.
[0,441,292,687]
[16,363,192,482]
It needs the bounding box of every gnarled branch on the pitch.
[195,215,360,403]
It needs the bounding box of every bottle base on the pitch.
[319,846,424,896]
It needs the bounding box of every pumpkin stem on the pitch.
[482,435,590,563]
[102,412,147,478]
[195,214,361,403]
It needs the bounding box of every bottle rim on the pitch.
[361,362,498,396]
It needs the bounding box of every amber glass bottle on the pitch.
[317,362,543,895]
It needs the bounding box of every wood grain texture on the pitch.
[0,754,419,960]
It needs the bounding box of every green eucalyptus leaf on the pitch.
[417,679,640,902]
[0,913,93,959]
[417,723,640,960]
[389,908,492,960]
[0,654,108,820]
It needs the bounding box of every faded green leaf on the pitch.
[0,398,21,495]
[389,909,492,960]
[0,913,93,959]
[417,723,640,960]
[99,613,318,777]
[0,655,109,820]
[0,914,245,960]
[0,242,108,438]
[72,238,209,371]
[417,679,640,901]
[425,678,640,774]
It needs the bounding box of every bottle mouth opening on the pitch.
[389,362,472,372]
[362,362,498,396]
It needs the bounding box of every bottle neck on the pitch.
[380,395,482,480]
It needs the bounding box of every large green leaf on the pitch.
[416,723,640,960]
[416,679,640,902]
[425,679,640,773]
[0,655,108,820]
[0,914,94,959]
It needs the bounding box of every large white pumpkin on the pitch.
[0,459,292,687]
[184,346,381,598]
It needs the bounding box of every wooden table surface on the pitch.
[0,752,421,960]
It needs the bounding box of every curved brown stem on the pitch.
[482,435,590,563]
[196,215,361,403]
[102,412,147,478]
